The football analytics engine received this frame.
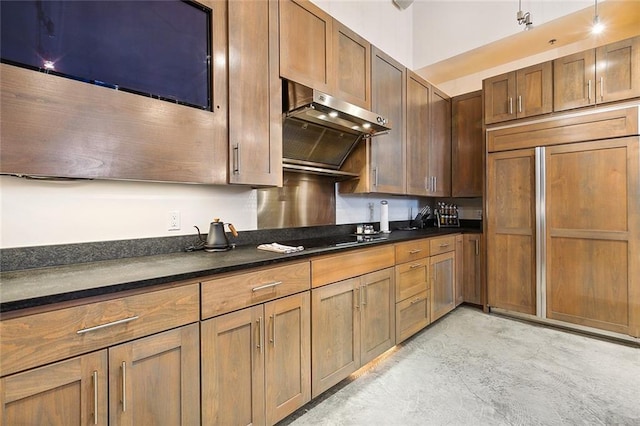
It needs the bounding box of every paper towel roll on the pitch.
[380,200,390,233]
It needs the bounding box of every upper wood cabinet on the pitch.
[484,62,553,124]
[228,0,282,186]
[429,86,452,196]
[406,73,451,197]
[279,0,371,109]
[554,36,640,112]
[339,48,406,195]
[0,0,228,184]
[451,90,483,197]
[406,71,431,196]
[333,21,372,109]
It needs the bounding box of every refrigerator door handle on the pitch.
[535,147,547,319]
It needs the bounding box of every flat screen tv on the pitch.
[0,0,212,111]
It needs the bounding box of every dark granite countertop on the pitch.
[0,227,480,313]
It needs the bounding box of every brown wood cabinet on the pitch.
[394,240,431,343]
[279,0,332,92]
[109,324,200,426]
[452,91,483,197]
[405,71,431,196]
[430,236,457,322]
[279,0,371,109]
[311,268,394,398]
[1,311,200,426]
[554,36,640,112]
[462,234,484,306]
[429,87,452,196]
[202,292,311,426]
[0,0,228,184]
[544,138,638,335]
[228,0,282,186]
[486,148,537,315]
[484,62,553,124]
[0,350,108,425]
[339,48,406,194]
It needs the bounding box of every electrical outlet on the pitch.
[168,210,180,231]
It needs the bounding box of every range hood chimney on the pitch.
[282,80,391,178]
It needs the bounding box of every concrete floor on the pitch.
[281,306,640,426]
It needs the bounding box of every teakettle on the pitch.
[205,218,238,252]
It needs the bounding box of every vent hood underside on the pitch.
[282,81,390,178]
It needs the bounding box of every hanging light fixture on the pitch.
[516,0,533,31]
[592,0,605,34]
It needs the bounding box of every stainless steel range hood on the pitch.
[282,80,391,178]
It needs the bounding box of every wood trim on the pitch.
[487,104,639,152]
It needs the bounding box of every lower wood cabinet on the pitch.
[462,234,484,306]
[201,292,311,426]
[430,250,456,323]
[311,268,395,398]
[0,323,200,426]
[0,350,108,425]
[109,324,200,426]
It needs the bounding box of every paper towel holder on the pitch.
[380,200,390,233]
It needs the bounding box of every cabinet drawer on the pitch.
[395,261,429,302]
[311,245,395,288]
[429,235,456,255]
[394,239,430,264]
[0,283,199,377]
[395,290,430,343]
[201,261,310,319]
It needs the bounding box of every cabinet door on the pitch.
[429,87,452,196]
[265,292,311,425]
[229,0,282,186]
[516,62,553,118]
[0,351,107,425]
[333,21,371,109]
[596,36,640,105]
[370,47,407,194]
[484,71,516,124]
[553,50,596,112]
[451,91,483,197]
[360,268,395,364]
[395,290,430,344]
[487,149,536,315]
[463,234,484,305]
[311,278,360,398]
[406,71,431,196]
[545,137,639,336]
[279,0,332,92]
[430,251,456,322]
[201,306,264,426]
[109,324,200,426]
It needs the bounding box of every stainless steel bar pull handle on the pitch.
[588,80,592,102]
[475,239,479,256]
[439,243,450,248]
[257,317,263,352]
[409,249,422,254]
[373,167,379,186]
[600,76,604,100]
[77,316,139,334]
[410,296,422,305]
[409,263,423,269]
[252,281,282,292]
[509,97,513,115]
[354,288,360,310]
[270,314,276,346]
[233,143,240,174]
[92,371,99,425]
[121,361,127,412]
[518,95,522,113]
